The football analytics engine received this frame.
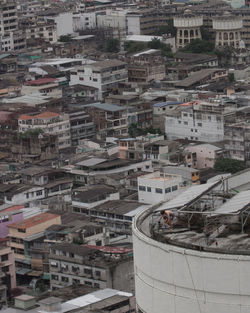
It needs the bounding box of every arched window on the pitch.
[223,32,228,40]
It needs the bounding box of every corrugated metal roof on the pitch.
[76,157,107,167]
[155,181,220,211]
[66,288,132,307]
[210,191,250,216]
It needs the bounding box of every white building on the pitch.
[133,181,250,313]
[47,12,74,38]
[97,10,127,40]
[165,101,236,142]
[73,12,97,32]
[138,171,184,204]
[18,111,71,150]
[70,59,128,100]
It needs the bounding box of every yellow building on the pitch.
[8,213,61,260]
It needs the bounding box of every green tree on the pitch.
[214,158,246,174]
[124,41,147,53]
[105,38,120,53]
[182,39,215,54]
[148,38,173,57]
[59,35,71,42]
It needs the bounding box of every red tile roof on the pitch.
[19,112,60,121]
[35,112,59,119]
[1,205,24,213]
[24,78,56,86]
[19,114,33,121]
[8,212,60,230]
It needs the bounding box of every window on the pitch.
[165,187,171,193]
[18,228,26,233]
[36,190,42,196]
[184,121,188,125]
[51,274,58,281]
[84,281,92,286]
[61,276,69,283]
[139,186,146,191]
[84,268,92,275]
[172,185,178,191]
[197,123,202,127]
[95,270,101,276]
[94,283,100,288]
[1,254,8,262]
[26,193,29,199]
[147,187,151,192]
[93,78,97,82]
[156,188,163,194]
[183,113,188,117]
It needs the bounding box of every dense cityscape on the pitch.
[0,0,250,312]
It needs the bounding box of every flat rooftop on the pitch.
[137,171,250,255]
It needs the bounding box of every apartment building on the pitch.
[0,0,26,52]
[0,244,16,293]
[49,243,134,293]
[185,143,224,169]
[18,111,71,149]
[73,12,97,32]
[138,171,184,204]
[225,121,250,163]
[126,9,169,35]
[68,109,96,146]
[127,50,166,83]
[97,10,127,40]
[84,103,128,138]
[20,16,57,44]
[70,60,128,100]
[118,134,165,161]
[165,101,236,142]
[8,213,61,261]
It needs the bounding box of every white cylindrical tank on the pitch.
[133,209,250,313]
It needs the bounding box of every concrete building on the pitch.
[20,16,57,44]
[18,111,71,150]
[174,10,203,49]
[49,243,134,293]
[8,212,61,261]
[133,179,250,313]
[137,171,184,204]
[0,244,16,293]
[73,12,97,32]
[126,9,169,36]
[68,109,96,146]
[185,143,224,169]
[84,103,128,139]
[165,101,236,142]
[0,205,24,239]
[70,60,128,100]
[127,50,166,84]
[0,0,26,52]
[213,12,243,48]
[225,121,250,163]
[72,199,149,235]
[97,10,127,40]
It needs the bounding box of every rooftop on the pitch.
[137,172,250,254]
[8,212,60,230]
[90,59,126,69]
[84,103,126,112]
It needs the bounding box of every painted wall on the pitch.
[0,212,24,238]
[133,209,250,313]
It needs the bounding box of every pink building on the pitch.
[185,143,224,169]
[0,241,16,292]
[0,205,24,239]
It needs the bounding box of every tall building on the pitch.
[133,178,250,313]
[213,12,243,48]
[0,0,26,52]
[174,10,203,49]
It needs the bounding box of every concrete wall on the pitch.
[0,212,23,238]
[133,209,250,313]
